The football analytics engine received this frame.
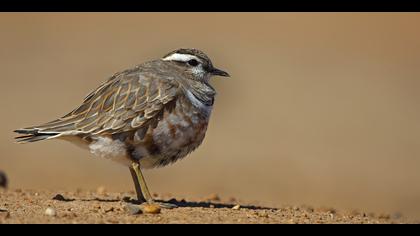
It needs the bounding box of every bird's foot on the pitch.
[141,200,177,209]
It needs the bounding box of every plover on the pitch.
[14,48,229,208]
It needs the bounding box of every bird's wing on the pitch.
[15,66,182,141]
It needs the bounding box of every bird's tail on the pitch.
[14,113,83,144]
[14,128,61,143]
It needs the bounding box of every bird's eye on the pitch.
[187,59,199,66]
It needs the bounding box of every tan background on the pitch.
[1,13,419,219]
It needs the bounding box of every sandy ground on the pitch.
[3,13,420,219]
[0,188,414,224]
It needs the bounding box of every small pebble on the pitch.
[52,194,66,201]
[258,212,269,218]
[143,204,161,214]
[232,204,241,210]
[0,171,8,188]
[45,207,57,217]
[125,204,142,215]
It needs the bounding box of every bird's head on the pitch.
[162,48,230,82]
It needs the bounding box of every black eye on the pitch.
[187,59,199,66]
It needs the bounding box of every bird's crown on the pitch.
[162,48,212,65]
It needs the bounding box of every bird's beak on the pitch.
[210,67,230,77]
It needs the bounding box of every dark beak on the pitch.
[210,67,230,77]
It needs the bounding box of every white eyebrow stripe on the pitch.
[162,53,201,62]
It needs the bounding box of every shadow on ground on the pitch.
[52,194,275,210]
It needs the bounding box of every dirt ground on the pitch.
[3,13,420,220]
[0,188,414,224]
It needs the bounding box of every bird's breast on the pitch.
[132,95,212,168]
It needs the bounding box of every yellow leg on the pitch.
[129,161,177,209]
[129,165,146,203]
[130,162,152,202]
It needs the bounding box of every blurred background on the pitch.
[1,13,420,219]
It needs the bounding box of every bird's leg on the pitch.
[130,161,177,209]
[130,162,152,202]
[129,165,147,203]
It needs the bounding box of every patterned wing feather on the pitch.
[15,67,182,142]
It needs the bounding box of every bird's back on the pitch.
[15,60,182,142]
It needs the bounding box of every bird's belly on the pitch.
[134,106,210,169]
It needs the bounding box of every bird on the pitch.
[14,48,230,208]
